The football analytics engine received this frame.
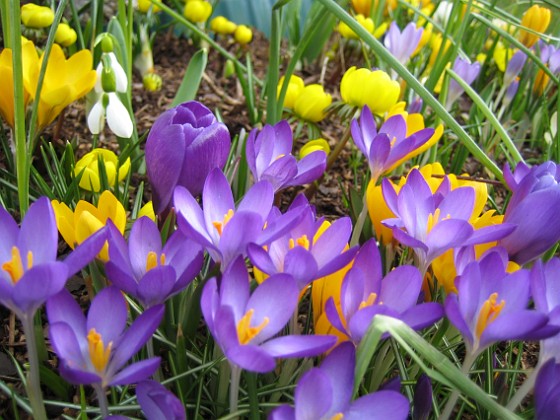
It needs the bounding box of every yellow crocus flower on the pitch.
[293,84,332,123]
[518,5,551,48]
[29,44,97,129]
[74,148,131,192]
[277,75,305,110]
[51,190,127,262]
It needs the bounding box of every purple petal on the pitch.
[105,262,139,296]
[437,187,475,221]
[128,217,163,280]
[219,212,264,267]
[320,342,355,413]
[87,286,128,345]
[0,206,18,264]
[200,277,218,335]
[219,257,250,321]
[311,217,353,269]
[137,266,177,307]
[426,219,473,261]
[49,322,88,369]
[174,186,214,249]
[136,380,186,420]
[379,265,422,312]
[64,226,108,277]
[260,156,298,191]
[284,247,319,289]
[444,295,474,349]
[480,311,551,349]
[345,391,409,420]
[18,197,58,264]
[237,180,274,222]
[260,335,336,358]
[326,297,350,336]
[247,243,280,275]
[203,168,235,234]
[288,151,326,186]
[269,406,295,420]
[226,344,276,373]
[46,290,86,338]
[108,357,161,386]
[400,303,444,330]
[379,115,407,142]
[294,369,333,419]
[58,362,102,385]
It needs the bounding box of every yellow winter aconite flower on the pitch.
[337,14,374,39]
[74,149,131,192]
[51,191,127,261]
[21,3,54,28]
[493,43,515,73]
[29,44,97,129]
[183,0,212,23]
[300,138,331,159]
[234,25,253,45]
[137,0,161,13]
[293,84,332,123]
[55,23,77,47]
[210,16,237,35]
[340,67,400,114]
[277,75,305,109]
[0,38,39,128]
[518,5,551,48]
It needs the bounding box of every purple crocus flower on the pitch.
[201,257,336,373]
[384,22,423,67]
[538,41,560,74]
[444,250,558,357]
[446,57,481,110]
[145,101,231,214]
[47,286,163,388]
[535,359,560,419]
[136,380,185,420]
[248,194,357,290]
[174,168,303,270]
[351,106,434,181]
[246,121,326,191]
[105,216,204,308]
[503,50,527,86]
[269,342,409,420]
[0,197,107,320]
[498,161,560,265]
[531,258,560,363]
[325,239,443,343]
[382,169,514,274]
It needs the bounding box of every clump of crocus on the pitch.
[105,216,204,308]
[145,101,231,214]
[174,168,304,270]
[51,190,126,261]
[293,84,332,123]
[270,342,409,419]
[340,67,400,114]
[183,0,212,23]
[351,105,435,182]
[498,161,560,265]
[74,148,131,192]
[384,22,423,69]
[21,3,54,28]
[55,23,77,47]
[245,120,326,191]
[324,239,443,343]
[88,36,133,138]
[518,4,551,48]
[444,57,481,110]
[234,25,253,45]
[47,287,164,416]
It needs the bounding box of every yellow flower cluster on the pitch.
[210,16,253,46]
[277,75,332,123]
[74,149,131,192]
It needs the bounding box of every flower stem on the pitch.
[506,364,540,412]
[326,123,353,171]
[146,337,161,382]
[229,364,242,415]
[93,383,109,418]
[440,352,477,420]
[22,315,47,420]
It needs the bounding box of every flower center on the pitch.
[475,292,505,338]
[2,247,33,284]
[358,292,378,310]
[289,234,310,250]
[87,328,113,373]
[236,309,270,345]
[212,209,234,236]
[145,251,166,272]
[426,208,451,233]
[330,414,344,420]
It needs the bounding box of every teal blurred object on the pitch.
[212,0,312,37]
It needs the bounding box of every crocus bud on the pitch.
[55,23,77,47]
[499,161,560,264]
[183,0,212,23]
[518,5,551,48]
[143,73,162,91]
[413,374,433,420]
[293,84,332,123]
[145,101,232,214]
[21,4,54,28]
[234,25,253,45]
[340,67,400,114]
[210,16,237,35]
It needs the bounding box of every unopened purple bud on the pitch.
[504,51,527,86]
[413,374,433,420]
[504,79,519,106]
[408,97,423,114]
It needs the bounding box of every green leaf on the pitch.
[171,48,208,107]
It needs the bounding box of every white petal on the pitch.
[107,93,133,138]
[87,100,105,134]
[108,52,128,93]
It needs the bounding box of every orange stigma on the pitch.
[475,293,505,338]
[145,251,166,272]
[2,247,33,284]
[212,209,234,236]
[236,309,270,345]
[87,328,113,372]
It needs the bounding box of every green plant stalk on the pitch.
[316,0,503,182]
[151,0,259,86]
[439,351,477,420]
[28,0,70,152]
[447,69,524,164]
[0,0,11,47]
[22,315,47,420]
[506,364,540,412]
[266,8,282,124]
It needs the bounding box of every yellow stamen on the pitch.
[87,328,113,372]
[145,251,166,272]
[426,208,440,233]
[330,414,344,420]
[2,247,33,284]
[475,293,505,338]
[236,309,270,345]
[288,234,310,250]
[212,209,235,236]
[358,292,378,310]
[274,153,286,161]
